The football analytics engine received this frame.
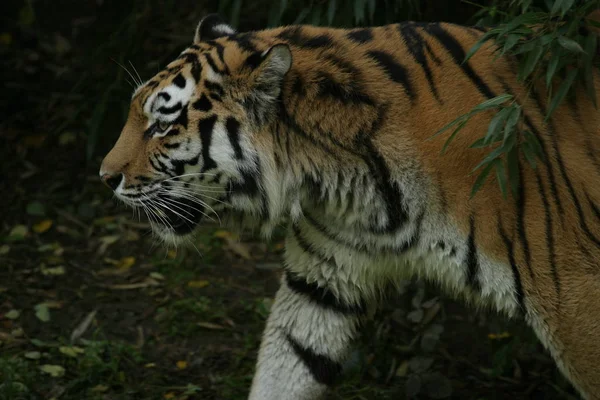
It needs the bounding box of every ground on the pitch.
[0,2,582,399]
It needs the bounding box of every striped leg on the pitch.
[248,270,366,400]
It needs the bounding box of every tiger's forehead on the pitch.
[131,38,247,109]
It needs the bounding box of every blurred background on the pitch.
[0,1,581,399]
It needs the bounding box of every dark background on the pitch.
[0,1,579,399]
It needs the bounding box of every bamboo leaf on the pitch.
[472,94,513,112]
[546,68,578,120]
[473,143,508,172]
[485,107,512,145]
[522,142,537,169]
[441,120,468,154]
[470,161,496,198]
[469,137,488,149]
[504,106,521,145]
[558,36,584,53]
[502,34,521,55]
[523,130,544,159]
[551,0,564,15]
[429,115,469,140]
[507,146,520,198]
[559,0,574,17]
[494,159,508,199]
[518,44,544,80]
[546,49,562,87]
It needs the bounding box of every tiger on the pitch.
[99,13,600,400]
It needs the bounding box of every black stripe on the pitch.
[498,216,526,314]
[534,169,560,302]
[286,333,342,386]
[531,90,600,246]
[170,154,200,177]
[423,23,495,99]
[465,215,480,290]
[315,71,374,105]
[164,142,180,149]
[198,115,218,172]
[347,28,373,43]
[158,92,171,102]
[351,105,409,232]
[229,169,260,197]
[193,94,213,112]
[172,73,186,89]
[204,53,222,74]
[516,158,534,281]
[228,32,258,53]
[285,271,365,315]
[157,102,183,115]
[366,50,415,102]
[205,81,224,97]
[277,27,333,49]
[398,24,441,102]
[225,117,244,160]
[173,104,188,129]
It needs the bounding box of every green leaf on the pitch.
[464,38,489,63]
[551,0,564,14]
[472,94,513,112]
[546,68,578,120]
[502,34,521,55]
[293,7,311,24]
[523,130,544,159]
[485,107,512,145]
[559,0,574,16]
[429,115,469,140]
[546,49,562,87]
[353,0,365,24]
[504,106,521,145]
[34,303,50,323]
[522,142,537,169]
[469,137,488,149]
[494,159,508,199]
[557,36,584,53]
[471,161,496,198]
[507,146,520,198]
[518,44,544,81]
[26,201,46,216]
[473,144,508,172]
[441,120,468,154]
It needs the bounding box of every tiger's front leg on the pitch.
[249,229,368,399]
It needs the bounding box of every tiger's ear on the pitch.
[194,14,236,43]
[244,44,292,123]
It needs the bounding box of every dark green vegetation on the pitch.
[0,0,593,399]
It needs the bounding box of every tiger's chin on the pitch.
[143,196,207,243]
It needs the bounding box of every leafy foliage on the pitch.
[436,0,599,198]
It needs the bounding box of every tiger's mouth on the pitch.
[147,195,205,235]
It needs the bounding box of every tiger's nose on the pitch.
[101,173,124,191]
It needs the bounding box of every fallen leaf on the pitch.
[396,360,410,377]
[39,364,65,377]
[58,132,77,146]
[150,272,165,280]
[70,309,97,342]
[164,393,176,399]
[26,201,46,216]
[35,303,51,322]
[116,256,135,270]
[488,331,511,340]
[8,225,28,241]
[90,384,109,393]
[187,280,209,289]
[0,245,9,255]
[5,309,20,320]
[23,135,46,148]
[41,265,66,276]
[59,346,84,358]
[167,249,177,259]
[197,322,225,330]
[213,230,236,239]
[176,360,188,370]
[97,235,119,254]
[225,239,252,260]
[24,351,41,360]
[33,219,53,233]
[104,278,160,290]
[11,328,24,337]
[145,363,156,368]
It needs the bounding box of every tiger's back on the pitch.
[101,15,600,399]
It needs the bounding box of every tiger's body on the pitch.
[100,15,600,399]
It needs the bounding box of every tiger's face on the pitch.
[99,15,291,242]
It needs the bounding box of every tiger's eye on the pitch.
[157,120,170,132]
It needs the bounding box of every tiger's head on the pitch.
[99,15,292,242]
